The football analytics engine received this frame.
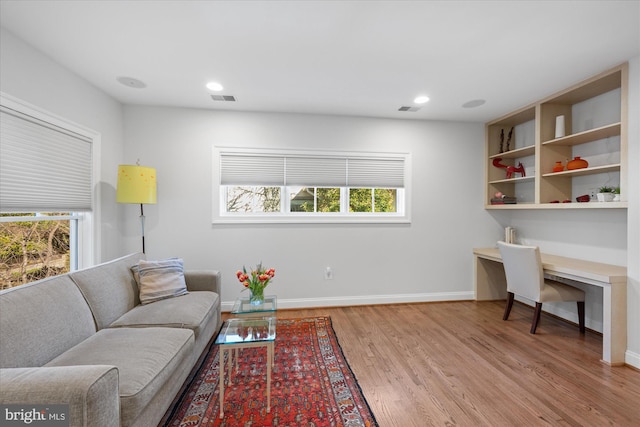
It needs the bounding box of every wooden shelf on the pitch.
[483,63,627,210]
[542,163,621,178]
[489,145,535,159]
[489,175,535,185]
[486,201,627,210]
[542,122,621,146]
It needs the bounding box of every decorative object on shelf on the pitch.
[552,161,565,172]
[555,115,566,138]
[562,199,572,203]
[491,192,517,205]
[505,127,513,152]
[492,158,526,179]
[596,186,615,202]
[116,161,157,254]
[613,187,621,202]
[499,128,505,153]
[504,226,516,243]
[576,194,590,203]
[236,263,276,306]
[566,156,589,170]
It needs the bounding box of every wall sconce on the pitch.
[116,162,157,253]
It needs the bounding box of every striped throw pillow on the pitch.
[132,258,188,305]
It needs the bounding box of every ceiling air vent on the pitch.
[211,95,237,102]
[398,106,421,112]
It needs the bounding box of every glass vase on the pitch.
[250,288,265,306]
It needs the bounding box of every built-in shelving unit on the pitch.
[484,63,628,209]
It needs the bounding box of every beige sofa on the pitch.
[0,253,221,427]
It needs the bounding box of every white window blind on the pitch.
[219,150,405,188]
[220,154,285,185]
[286,157,347,186]
[0,106,93,212]
[347,158,404,188]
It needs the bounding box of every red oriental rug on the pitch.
[161,316,378,427]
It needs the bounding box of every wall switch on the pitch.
[324,267,333,280]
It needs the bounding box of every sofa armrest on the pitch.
[185,270,221,294]
[0,366,120,427]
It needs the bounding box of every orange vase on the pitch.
[552,161,564,172]
[566,156,588,170]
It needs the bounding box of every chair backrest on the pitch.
[497,241,544,302]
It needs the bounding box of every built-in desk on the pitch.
[473,247,627,365]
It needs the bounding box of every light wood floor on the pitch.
[269,301,640,427]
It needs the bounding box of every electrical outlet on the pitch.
[324,267,333,280]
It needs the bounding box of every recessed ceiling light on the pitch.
[462,99,486,108]
[414,95,430,104]
[206,82,224,92]
[116,76,146,89]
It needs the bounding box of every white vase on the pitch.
[555,115,565,138]
[597,193,615,202]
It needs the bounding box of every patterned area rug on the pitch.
[161,316,378,426]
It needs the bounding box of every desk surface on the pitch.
[473,247,627,285]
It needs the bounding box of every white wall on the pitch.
[0,27,125,262]
[122,106,502,308]
[625,55,639,368]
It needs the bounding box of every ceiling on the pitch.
[1,1,639,122]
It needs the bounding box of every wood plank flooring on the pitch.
[265,301,640,427]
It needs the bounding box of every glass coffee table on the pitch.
[215,317,276,418]
[231,295,277,317]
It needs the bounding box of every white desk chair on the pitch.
[497,241,585,334]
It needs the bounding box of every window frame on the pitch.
[0,92,100,268]
[213,147,411,224]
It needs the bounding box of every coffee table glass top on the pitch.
[215,317,276,345]
[231,295,277,315]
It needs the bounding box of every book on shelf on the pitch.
[490,197,517,205]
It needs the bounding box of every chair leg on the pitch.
[503,292,515,320]
[577,301,585,334]
[530,302,543,334]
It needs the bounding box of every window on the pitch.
[213,147,411,223]
[0,93,99,288]
[0,213,81,289]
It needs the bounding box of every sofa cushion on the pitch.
[45,327,194,427]
[132,258,188,305]
[109,291,219,340]
[0,275,97,368]
[70,253,145,330]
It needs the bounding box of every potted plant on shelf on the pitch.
[596,186,615,202]
[613,187,621,202]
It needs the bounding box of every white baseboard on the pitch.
[221,291,474,312]
[625,349,640,370]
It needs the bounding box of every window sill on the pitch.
[212,214,411,225]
